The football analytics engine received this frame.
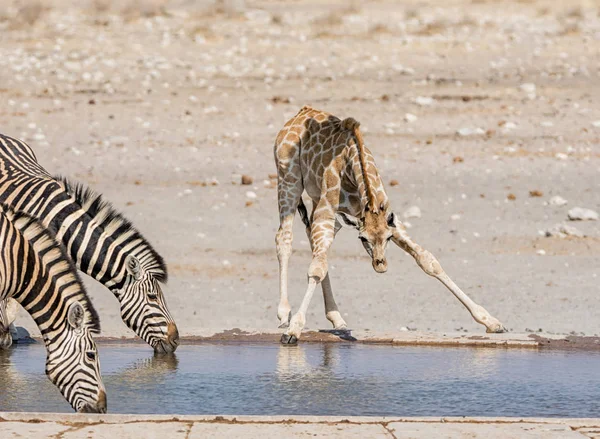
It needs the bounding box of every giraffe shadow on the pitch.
[318,329,357,342]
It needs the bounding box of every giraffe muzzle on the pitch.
[373,258,388,273]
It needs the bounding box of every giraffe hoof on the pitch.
[486,323,508,333]
[280,333,298,345]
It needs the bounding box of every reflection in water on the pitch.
[1,343,600,417]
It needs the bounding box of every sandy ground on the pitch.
[0,0,599,339]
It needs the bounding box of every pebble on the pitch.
[450,214,461,221]
[549,196,568,206]
[456,127,485,137]
[568,207,599,221]
[413,96,433,106]
[404,113,418,123]
[536,249,546,255]
[241,175,253,185]
[246,191,257,199]
[519,83,536,94]
[545,223,584,238]
[592,121,600,128]
[403,206,421,219]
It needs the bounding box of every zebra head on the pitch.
[0,298,19,349]
[45,301,106,413]
[115,255,179,354]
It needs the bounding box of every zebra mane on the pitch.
[55,176,168,283]
[0,204,101,333]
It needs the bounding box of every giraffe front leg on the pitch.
[392,221,506,333]
[282,209,336,344]
[322,274,347,330]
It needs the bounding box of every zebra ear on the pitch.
[126,255,142,280]
[67,302,85,330]
[6,298,19,325]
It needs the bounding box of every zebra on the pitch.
[0,297,18,349]
[0,204,106,413]
[0,134,179,353]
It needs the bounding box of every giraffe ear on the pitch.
[336,212,360,229]
[387,212,397,227]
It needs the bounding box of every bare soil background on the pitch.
[0,0,599,338]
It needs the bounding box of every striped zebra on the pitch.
[0,134,179,353]
[0,297,18,349]
[0,204,106,413]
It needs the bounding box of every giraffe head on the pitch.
[338,205,397,273]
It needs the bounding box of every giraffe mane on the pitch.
[341,117,379,214]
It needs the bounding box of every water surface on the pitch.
[1,342,598,417]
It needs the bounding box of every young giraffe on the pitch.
[275,106,506,344]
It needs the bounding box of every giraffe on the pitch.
[274,106,506,344]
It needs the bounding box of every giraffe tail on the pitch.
[297,199,310,229]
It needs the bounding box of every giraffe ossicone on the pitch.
[274,106,506,344]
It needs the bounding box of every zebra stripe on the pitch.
[0,134,179,353]
[0,204,106,413]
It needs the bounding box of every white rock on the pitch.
[592,120,600,128]
[519,83,536,94]
[450,214,461,221]
[403,206,421,219]
[568,207,599,221]
[540,121,554,127]
[456,127,485,137]
[245,191,257,199]
[549,196,568,206]
[536,249,546,255]
[404,113,418,123]
[392,64,415,75]
[503,122,517,130]
[413,96,434,106]
[545,223,584,238]
[555,153,568,160]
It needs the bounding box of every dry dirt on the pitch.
[0,0,599,338]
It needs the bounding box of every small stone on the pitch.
[529,190,543,197]
[403,206,421,219]
[591,120,600,128]
[390,179,399,187]
[450,214,461,221]
[456,127,485,137]
[245,201,254,207]
[453,156,464,163]
[507,193,516,201]
[555,152,568,160]
[549,196,568,206]
[404,113,418,123]
[241,175,253,185]
[246,191,257,199]
[519,83,536,94]
[399,326,409,332]
[413,96,434,106]
[545,223,584,238]
[568,207,599,221]
[536,249,546,255]
[540,121,553,127]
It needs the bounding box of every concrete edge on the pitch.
[14,329,600,351]
[1,413,599,429]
